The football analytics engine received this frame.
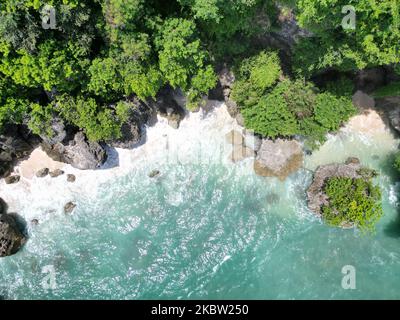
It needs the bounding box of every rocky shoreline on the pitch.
[2,71,400,187]
[0,197,26,257]
[307,157,364,216]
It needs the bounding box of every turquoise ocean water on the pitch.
[1,105,400,299]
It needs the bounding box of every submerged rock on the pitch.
[64,202,76,214]
[148,170,161,178]
[254,139,303,181]
[0,213,26,257]
[67,174,76,183]
[345,157,360,165]
[36,168,49,178]
[30,219,39,226]
[4,175,20,185]
[266,193,280,205]
[306,158,362,215]
[49,169,64,178]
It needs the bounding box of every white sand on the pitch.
[17,147,66,179]
[344,109,388,135]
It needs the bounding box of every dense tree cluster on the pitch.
[294,0,400,76]
[231,51,356,149]
[0,0,399,144]
[322,175,383,234]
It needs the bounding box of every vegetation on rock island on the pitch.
[322,174,383,234]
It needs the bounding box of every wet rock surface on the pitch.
[0,198,26,257]
[36,168,49,178]
[42,132,107,170]
[254,139,303,180]
[306,158,363,215]
[4,175,20,184]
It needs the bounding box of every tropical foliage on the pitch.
[231,51,356,149]
[322,175,383,234]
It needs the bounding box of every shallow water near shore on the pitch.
[1,104,400,299]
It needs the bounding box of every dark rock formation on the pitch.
[110,98,155,149]
[36,168,49,178]
[42,132,107,170]
[253,4,312,74]
[64,202,76,214]
[49,169,64,178]
[235,113,245,127]
[39,117,67,145]
[0,125,38,179]
[254,139,303,180]
[0,199,26,257]
[148,170,160,178]
[345,157,361,165]
[375,97,400,135]
[150,87,186,128]
[66,174,76,182]
[307,158,363,215]
[355,67,387,93]
[216,67,240,118]
[352,91,375,110]
[4,175,20,184]
[0,198,6,214]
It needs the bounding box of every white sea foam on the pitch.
[0,102,253,222]
[1,102,399,225]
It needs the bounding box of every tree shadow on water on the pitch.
[384,209,400,238]
[379,152,400,185]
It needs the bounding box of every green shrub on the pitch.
[322,77,354,98]
[28,103,54,137]
[322,176,383,234]
[241,83,299,138]
[54,95,129,142]
[231,50,282,109]
[235,72,356,148]
[295,0,400,75]
[313,92,356,132]
[395,64,400,76]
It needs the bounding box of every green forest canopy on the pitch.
[0,0,399,142]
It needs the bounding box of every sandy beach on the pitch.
[344,109,389,135]
[17,147,66,179]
